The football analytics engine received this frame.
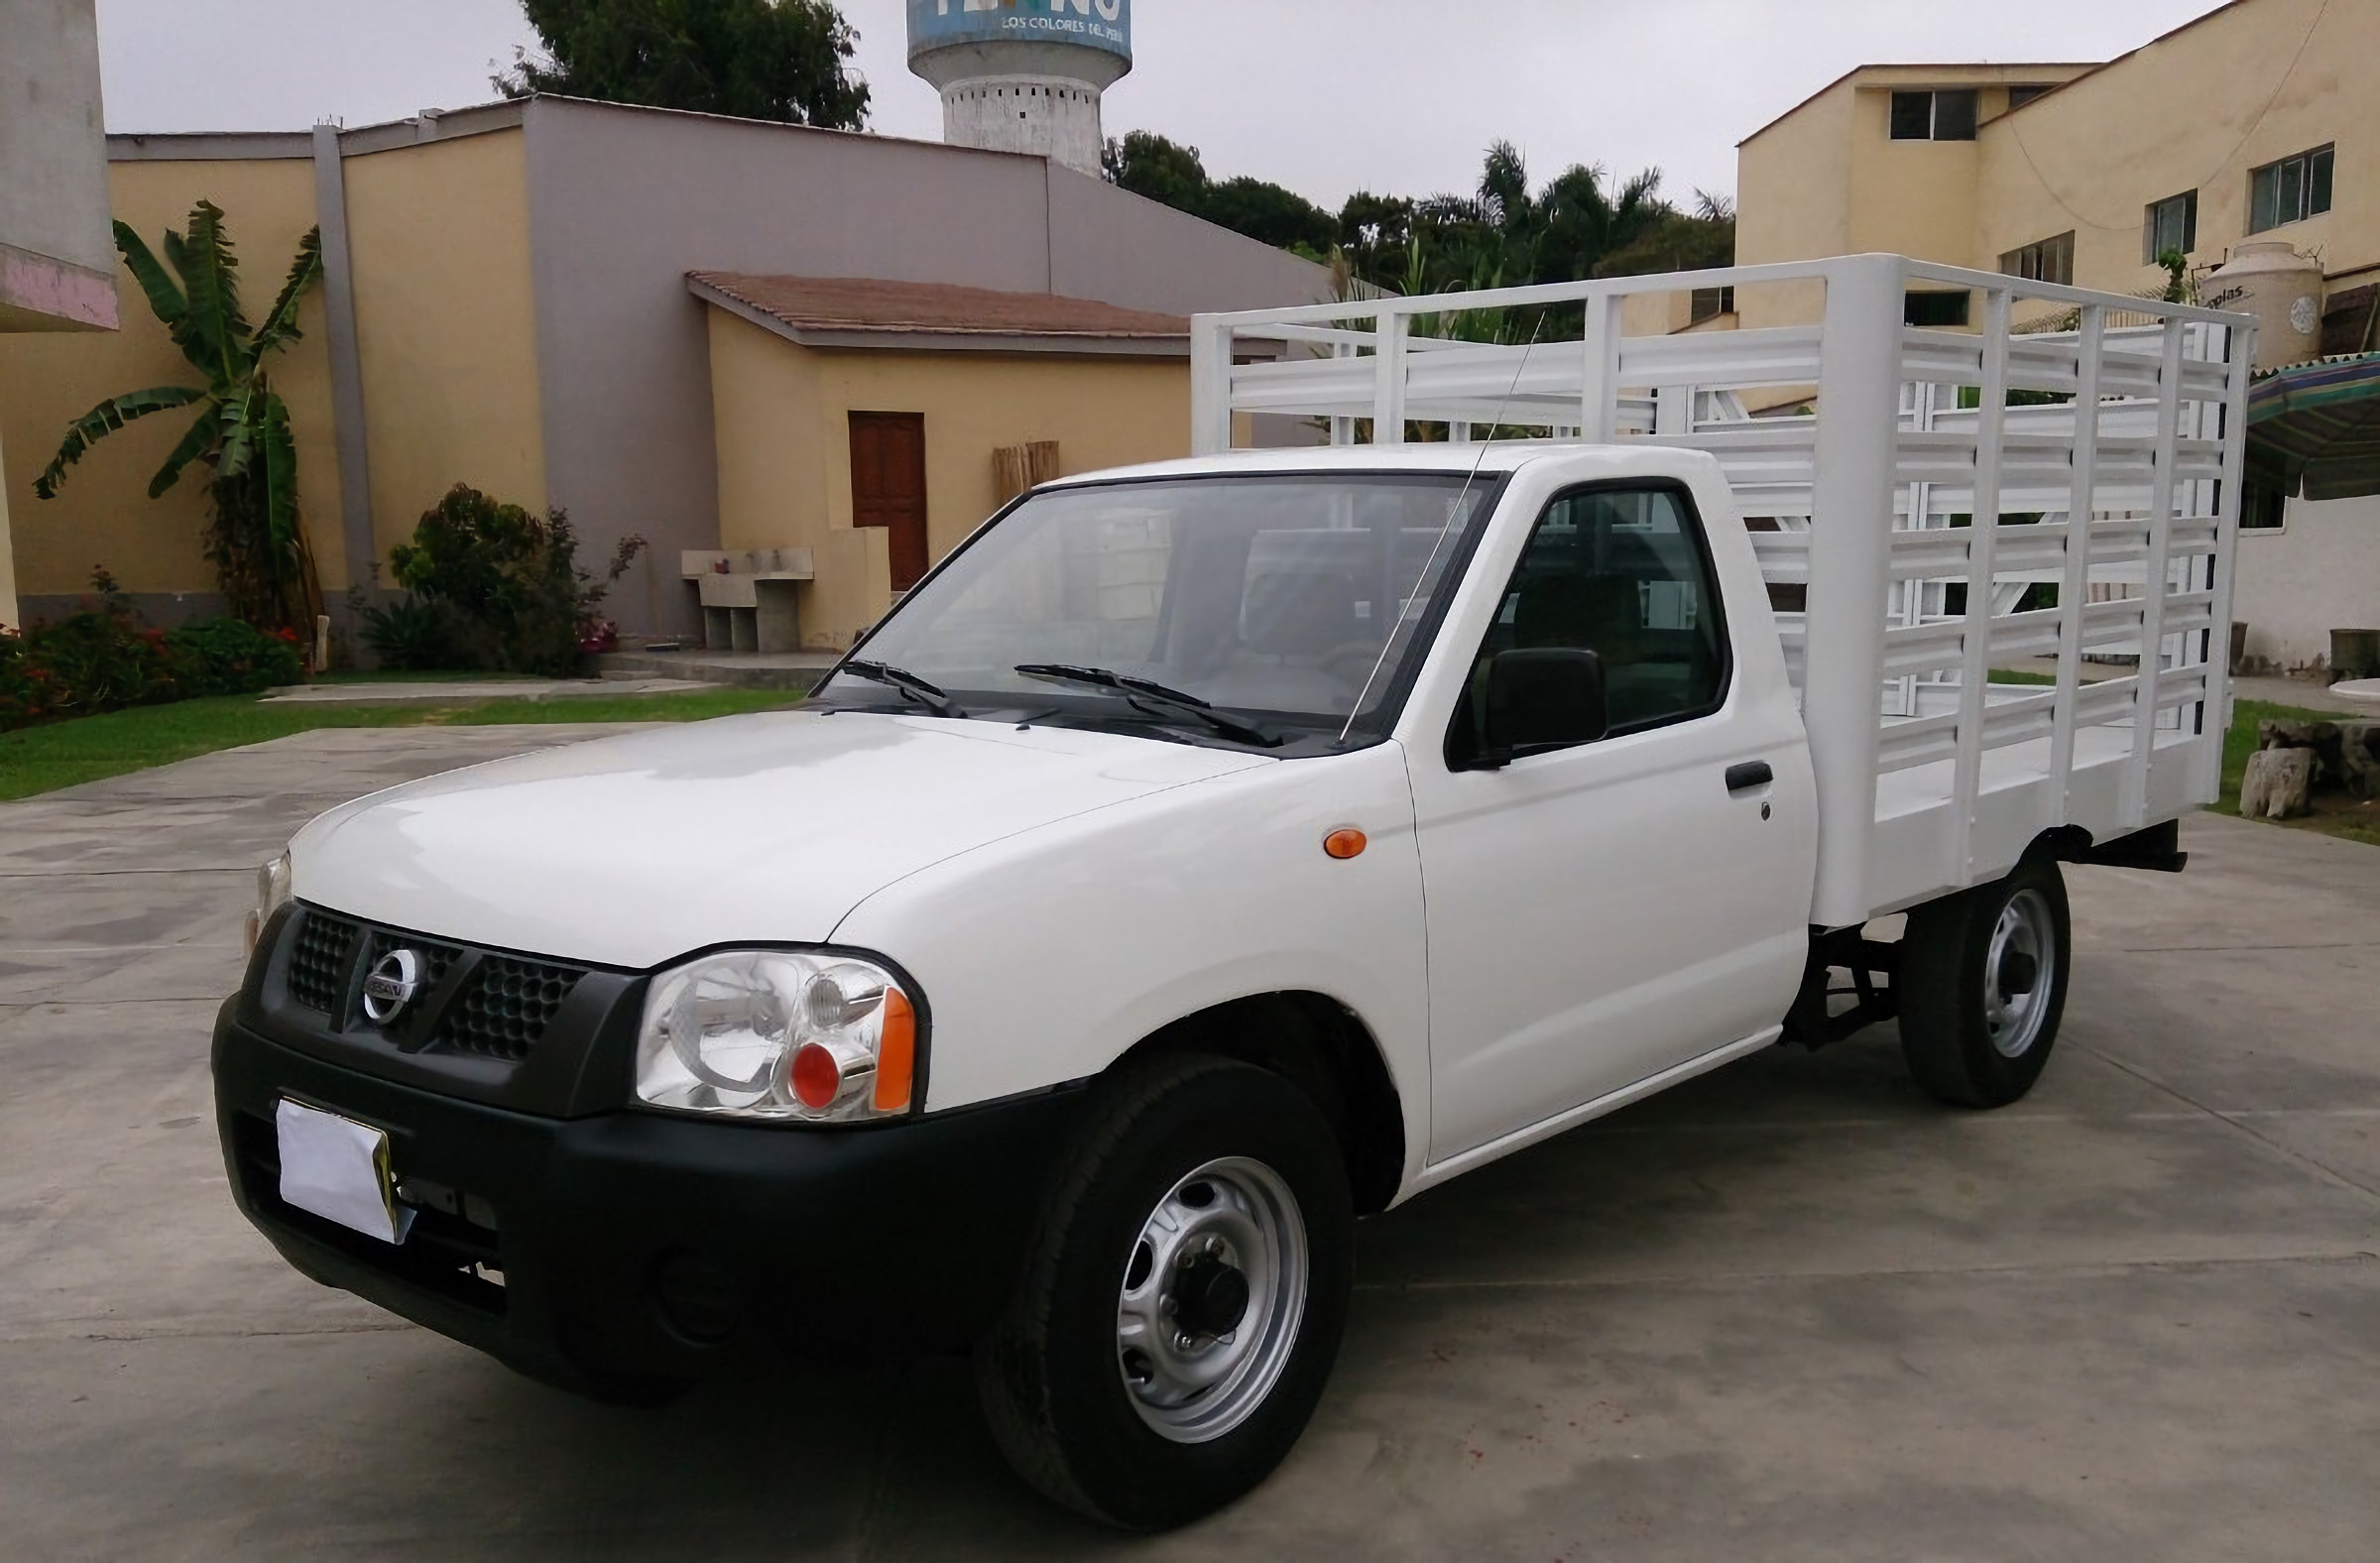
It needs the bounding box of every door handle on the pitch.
[1726,760,1774,793]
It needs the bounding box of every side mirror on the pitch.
[1480,648,1607,768]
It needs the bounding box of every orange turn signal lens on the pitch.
[1323,829,1368,860]
[873,989,916,1112]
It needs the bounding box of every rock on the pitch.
[2340,722,2380,799]
[2260,720,2350,790]
[2259,718,2318,750]
[2240,748,2317,819]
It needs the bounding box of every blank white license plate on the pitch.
[276,1099,415,1245]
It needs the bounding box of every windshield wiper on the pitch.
[1014,664,1284,748]
[837,660,969,719]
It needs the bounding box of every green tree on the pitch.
[1201,176,1340,255]
[1103,130,1211,211]
[499,0,869,129]
[1104,131,1339,255]
[35,201,324,637]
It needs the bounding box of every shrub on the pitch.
[354,593,465,672]
[0,567,301,733]
[385,484,646,675]
[163,616,305,696]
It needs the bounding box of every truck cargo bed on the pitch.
[1191,255,2256,924]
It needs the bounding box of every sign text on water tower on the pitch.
[907,0,1132,62]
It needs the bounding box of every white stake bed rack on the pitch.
[1189,255,2258,927]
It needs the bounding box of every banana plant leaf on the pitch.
[33,386,205,499]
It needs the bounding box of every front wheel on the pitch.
[1898,856,2073,1108]
[974,1054,1354,1529]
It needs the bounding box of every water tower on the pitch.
[907,0,1133,177]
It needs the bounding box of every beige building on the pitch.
[0,0,118,630]
[1721,0,2379,669]
[0,96,1327,649]
[694,274,1194,648]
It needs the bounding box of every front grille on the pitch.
[288,911,358,1013]
[365,928,463,1006]
[435,955,579,1061]
[275,905,588,1066]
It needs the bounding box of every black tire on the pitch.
[1899,855,2073,1108]
[974,1054,1354,1530]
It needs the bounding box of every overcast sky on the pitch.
[95,0,2229,207]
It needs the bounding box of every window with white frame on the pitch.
[1889,89,1978,142]
[2143,190,2198,264]
[2249,145,2334,233]
[2000,232,2076,286]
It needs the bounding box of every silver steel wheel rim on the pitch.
[1115,1155,1309,1444]
[1985,889,2057,1059]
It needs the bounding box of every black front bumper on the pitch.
[214,1010,1085,1395]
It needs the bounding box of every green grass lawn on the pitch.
[0,687,802,802]
[2213,699,2380,849]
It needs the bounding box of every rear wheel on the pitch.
[1898,856,2072,1108]
[974,1054,1353,1530]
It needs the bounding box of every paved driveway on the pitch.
[2,727,2375,1560]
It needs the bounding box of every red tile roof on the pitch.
[688,272,1189,347]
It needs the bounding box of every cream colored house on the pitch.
[0,96,1328,648]
[1712,0,2378,669]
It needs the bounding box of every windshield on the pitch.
[826,474,1496,743]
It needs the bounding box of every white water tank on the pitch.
[906,0,1132,177]
[2207,241,2324,372]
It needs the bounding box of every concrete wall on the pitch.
[0,0,115,334]
[0,154,339,623]
[523,97,1330,638]
[344,127,545,564]
[1041,162,1334,317]
[0,0,116,629]
[705,306,1190,648]
[2232,494,2380,671]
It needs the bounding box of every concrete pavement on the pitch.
[261,678,720,706]
[1,726,2375,1559]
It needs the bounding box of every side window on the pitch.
[1450,486,1729,763]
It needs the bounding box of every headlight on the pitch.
[245,850,293,954]
[635,950,919,1123]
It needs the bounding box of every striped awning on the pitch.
[2247,350,2380,503]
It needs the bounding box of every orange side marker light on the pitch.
[1323,829,1368,861]
[873,989,917,1112]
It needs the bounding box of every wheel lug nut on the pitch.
[1174,1333,1194,1351]
[1159,1296,1177,1317]
[1204,1236,1226,1258]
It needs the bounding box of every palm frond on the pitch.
[250,227,324,355]
[112,221,191,340]
[259,392,302,563]
[33,386,206,499]
[214,386,258,479]
[147,399,228,499]
[172,200,249,385]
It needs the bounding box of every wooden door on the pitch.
[850,412,930,591]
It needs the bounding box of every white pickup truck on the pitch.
[214,255,2254,1528]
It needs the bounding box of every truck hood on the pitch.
[290,711,1272,969]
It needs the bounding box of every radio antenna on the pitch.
[1337,305,1552,746]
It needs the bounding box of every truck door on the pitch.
[1406,481,1812,1163]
